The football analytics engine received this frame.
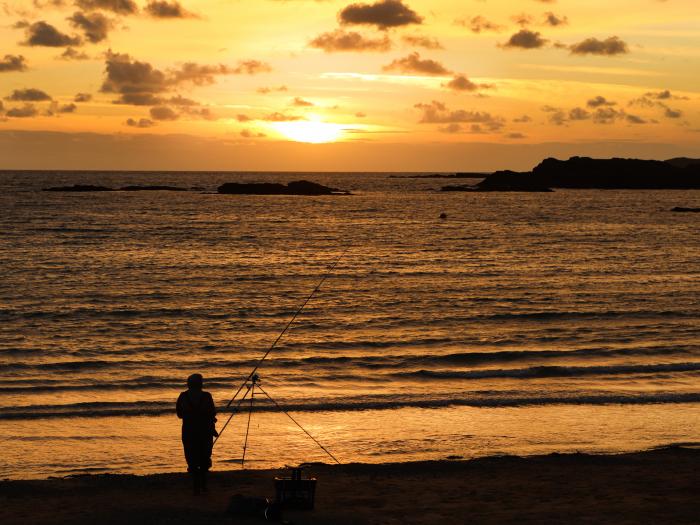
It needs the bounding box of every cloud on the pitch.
[355,111,366,117]
[22,21,82,47]
[74,92,92,102]
[256,85,287,94]
[0,55,28,72]
[240,129,266,138]
[339,0,423,30]
[100,52,267,105]
[414,100,505,132]
[645,89,688,101]
[149,105,178,120]
[511,13,533,27]
[568,107,590,120]
[569,36,629,56]
[75,0,138,15]
[5,88,52,101]
[236,114,251,122]
[626,114,646,124]
[401,34,442,50]
[68,11,113,43]
[6,104,39,117]
[382,52,451,75]
[513,115,532,123]
[543,12,568,27]
[501,29,548,49]
[505,132,526,139]
[592,107,624,124]
[663,106,682,119]
[100,52,168,103]
[309,29,392,52]
[587,95,616,108]
[126,117,155,127]
[263,112,303,121]
[59,47,90,60]
[291,97,314,107]
[59,103,77,113]
[442,74,492,92]
[145,1,196,19]
[455,15,504,33]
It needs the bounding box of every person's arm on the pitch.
[176,392,185,419]
[206,393,219,436]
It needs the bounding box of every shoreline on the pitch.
[2,446,698,524]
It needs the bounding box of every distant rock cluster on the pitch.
[442,156,700,192]
[217,180,350,195]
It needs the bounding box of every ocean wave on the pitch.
[1,392,698,420]
[396,362,700,380]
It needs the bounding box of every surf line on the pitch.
[212,245,351,464]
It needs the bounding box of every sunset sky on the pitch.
[0,0,699,170]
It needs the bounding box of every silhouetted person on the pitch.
[176,373,218,494]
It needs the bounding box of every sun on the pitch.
[272,119,344,144]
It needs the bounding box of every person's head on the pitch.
[187,373,203,391]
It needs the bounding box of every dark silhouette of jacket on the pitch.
[176,389,217,472]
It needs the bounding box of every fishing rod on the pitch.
[214,245,350,447]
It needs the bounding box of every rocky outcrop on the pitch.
[217,180,350,195]
[466,156,700,191]
[43,184,113,192]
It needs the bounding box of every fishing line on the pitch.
[214,245,350,447]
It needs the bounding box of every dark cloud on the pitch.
[309,30,392,52]
[6,88,52,101]
[663,106,682,119]
[6,104,39,117]
[339,0,423,30]
[100,51,168,103]
[543,12,568,26]
[513,115,532,123]
[501,29,548,49]
[59,103,77,113]
[455,15,504,33]
[401,35,442,49]
[100,52,266,105]
[587,96,616,108]
[548,110,567,126]
[68,11,113,43]
[414,100,505,132]
[569,36,628,56]
[0,54,28,72]
[626,114,646,124]
[236,114,251,122]
[59,47,90,60]
[149,105,178,120]
[505,132,526,139]
[355,111,366,117]
[382,52,451,75]
[568,107,590,121]
[126,117,155,127]
[442,74,493,93]
[75,0,138,15]
[291,97,314,107]
[592,107,624,124]
[22,21,82,47]
[645,89,688,101]
[74,92,92,102]
[167,95,198,106]
[145,1,196,19]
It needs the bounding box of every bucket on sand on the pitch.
[274,466,317,510]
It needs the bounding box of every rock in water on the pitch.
[217,180,350,195]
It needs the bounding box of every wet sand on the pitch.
[1,447,698,524]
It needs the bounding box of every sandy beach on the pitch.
[1,447,698,524]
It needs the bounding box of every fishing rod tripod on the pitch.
[233,373,340,468]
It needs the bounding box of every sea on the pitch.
[0,171,698,480]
